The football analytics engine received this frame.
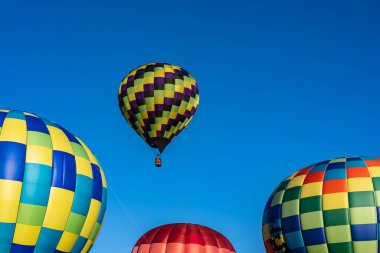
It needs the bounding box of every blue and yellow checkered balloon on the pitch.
[0,109,107,252]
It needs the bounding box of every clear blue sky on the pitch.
[1,0,379,252]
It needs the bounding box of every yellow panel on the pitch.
[127,93,136,102]
[162,117,169,125]
[0,118,27,144]
[286,172,297,180]
[99,168,107,188]
[164,90,174,98]
[140,111,148,120]
[47,126,73,154]
[350,207,377,224]
[154,70,165,77]
[154,97,164,104]
[270,190,284,207]
[353,241,377,253]
[169,111,177,119]
[0,180,22,222]
[0,109,9,113]
[287,175,306,189]
[348,177,374,192]
[178,107,186,115]
[80,240,93,253]
[147,104,155,111]
[43,187,74,230]
[75,157,93,178]
[56,231,79,252]
[174,85,184,93]
[282,199,299,218]
[25,145,52,166]
[80,199,101,238]
[143,77,154,84]
[13,224,41,245]
[375,192,380,207]
[323,192,349,210]
[369,167,380,177]
[301,182,323,198]
[134,85,143,92]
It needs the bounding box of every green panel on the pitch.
[350,207,377,224]
[300,196,322,213]
[17,203,47,226]
[327,242,353,253]
[306,244,329,253]
[165,83,174,90]
[66,213,86,234]
[138,105,147,113]
[145,97,154,104]
[348,191,375,207]
[300,211,324,230]
[175,79,184,86]
[89,223,100,241]
[283,186,302,202]
[143,71,154,77]
[126,87,135,94]
[171,105,179,113]
[71,142,89,159]
[372,178,380,191]
[27,131,52,148]
[277,179,291,191]
[323,208,350,226]
[325,225,351,243]
[154,90,164,97]
[353,241,377,253]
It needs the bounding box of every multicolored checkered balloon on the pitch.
[262,156,380,253]
[132,223,236,253]
[118,63,200,153]
[0,109,107,253]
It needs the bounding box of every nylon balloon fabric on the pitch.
[0,109,107,253]
[118,63,200,153]
[132,223,236,253]
[262,156,380,253]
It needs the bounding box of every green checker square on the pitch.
[154,90,164,97]
[348,191,375,207]
[17,203,47,226]
[300,211,323,230]
[171,105,179,113]
[277,180,290,191]
[163,111,170,117]
[134,78,143,85]
[327,242,353,252]
[89,223,100,241]
[372,178,380,191]
[270,191,284,207]
[175,79,184,86]
[300,196,322,213]
[353,241,377,252]
[306,244,329,253]
[282,199,299,218]
[375,191,380,206]
[145,97,154,104]
[66,212,86,234]
[143,71,154,77]
[155,117,162,124]
[183,75,190,84]
[350,207,377,224]
[27,131,52,148]
[165,83,174,91]
[138,105,147,113]
[323,208,350,226]
[154,66,164,72]
[180,101,189,109]
[71,142,89,159]
[126,87,135,95]
[325,225,351,243]
[283,186,301,202]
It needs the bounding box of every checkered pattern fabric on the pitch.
[0,109,107,253]
[118,63,200,153]
[132,223,236,253]
[262,156,380,253]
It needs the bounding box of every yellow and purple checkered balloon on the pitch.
[0,109,107,253]
[118,63,200,153]
[263,156,380,253]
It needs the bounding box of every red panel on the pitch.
[303,171,325,184]
[295,166,312,176]
[323,179,347,194]
[347,167,370,178]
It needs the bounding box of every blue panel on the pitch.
[98,188,107,222]
[0,142,26,181]
[284,231,305,249]
[270,204,282,220]
[91,164,102,202]
[34,227,62,252]
[290,248,307,253]
[282,215,301,233]
[310,162,328,173]
[24,115,49,134]
[302,227,326,246]
[10,243,35,253]
[324,169,347,180]
[55,124,80,144]
[0,223,15,251]
[6,111,25,120]
[52,151,76,191]
[20,182,51,206]
[71,175,92,216]
[351,224,377,241]
[326,162,346,170]
[23,164,51,185]
[0,111,7,128]
[346,157,366,168]
[71,236,87,253]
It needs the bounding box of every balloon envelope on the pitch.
[263,156,380,253]
[132,223,235,253]
[118,62,200,153]
[0,109,107,252]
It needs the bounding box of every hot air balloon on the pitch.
[132,223,235,253]
[0,109,107,253]
[262,156,380,253]
[117,63,200,167]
